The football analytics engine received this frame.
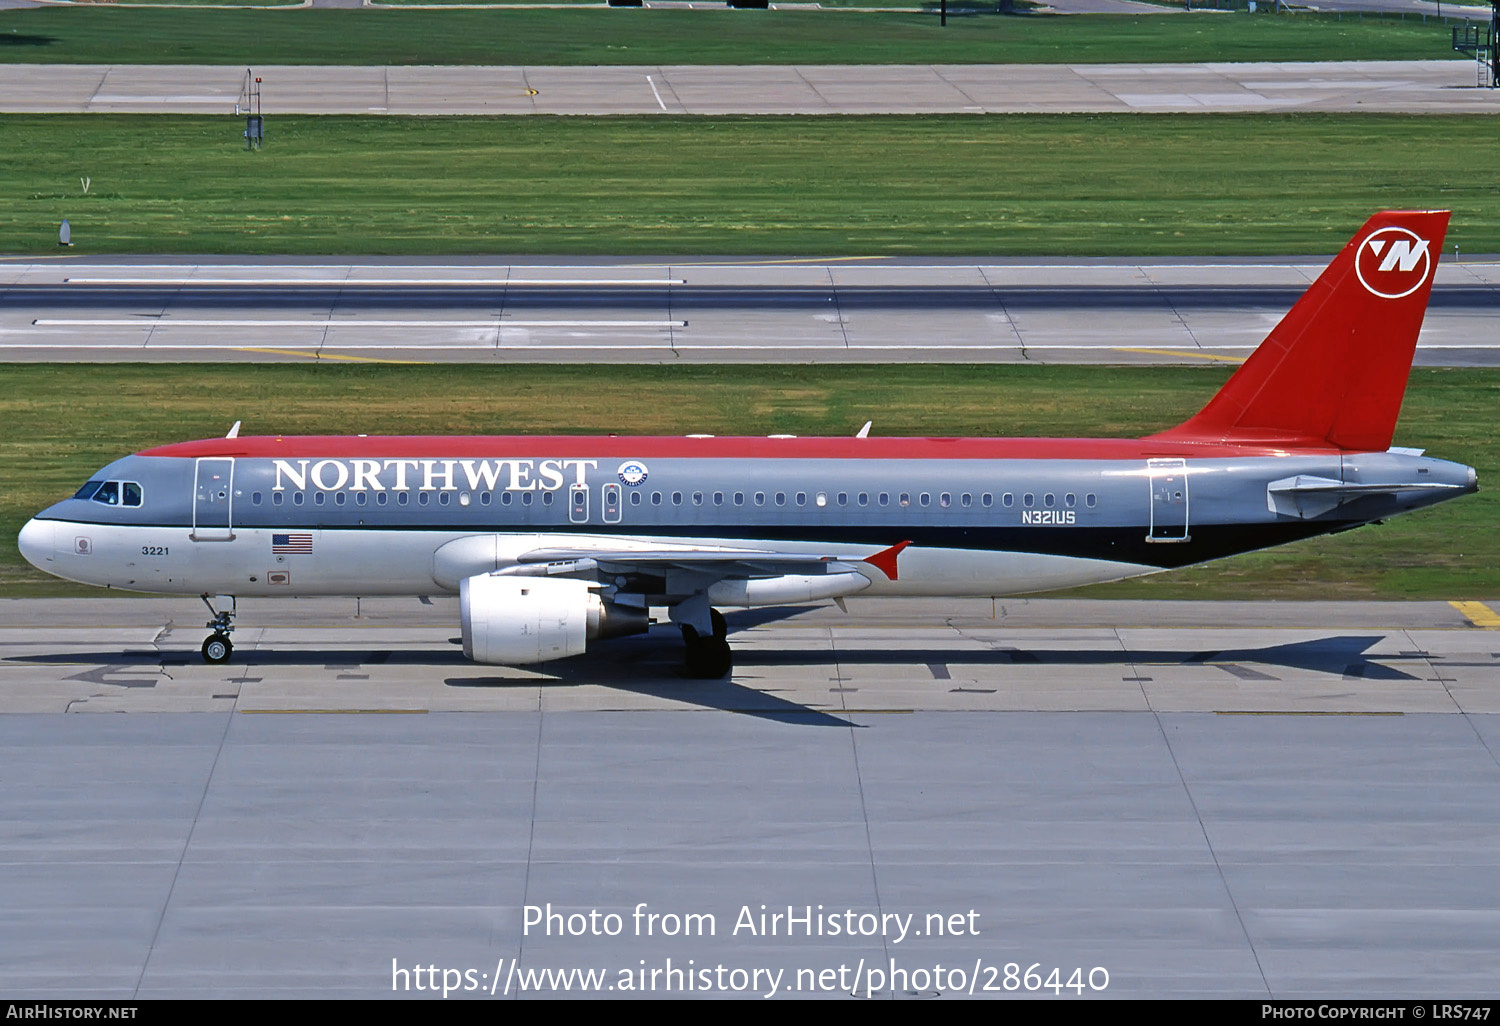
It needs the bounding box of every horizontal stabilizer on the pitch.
[1266,475,1464,519]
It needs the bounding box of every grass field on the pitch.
[2,364,1493,600]
[0,9,1464,65]
[5,113,1500,256]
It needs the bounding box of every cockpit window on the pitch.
[84,480,142,507]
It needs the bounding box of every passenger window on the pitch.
[837,493,848,506]
[439,492,450,506]
[899,492,911,507]
[815,492,828,508]
[630,492,641,506]
[714,492,724,506]
[961,493,972,508]
[356,492,367,506]
[1023,493,1034,508]
[652,492,662,506]
[251,492,262,506]
[1044,493,1055,508]
[879,492,889,506]
[501,492,512,506]
[919,493,930,507]
[92,482,120,505]
[1002,493,1013,508]
[398,492,409,506]
[273,492,284,507]
[315,493,326,506]
[858,492,869,506]
[522,492,533,506]
[672,491,683,505]
[796,492,807,506]
[478,493,488,506]
[982,493,993,507]
[294,492,305,506]
[775,492,786,506]
[692,491,704,506]
[541,492,552,506]
[733,492,744,505]
[335,493,346,506]
[940,492,951,508]
[417,493,428,506]
[124,482,143,506]
[1086,493,1098,508]
[755,492,766,506]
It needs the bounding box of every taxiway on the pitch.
[2,597,1497,998]
[3,60,1498,115]
[5,256,1499,364]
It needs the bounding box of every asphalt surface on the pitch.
[3,596,1498,998]
[3,60,1498,114]
[4,595,1497,714]
[5,255,1497,364]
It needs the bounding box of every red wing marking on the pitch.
[864,540,912,582]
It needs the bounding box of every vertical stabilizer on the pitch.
[1150,210,1449,451]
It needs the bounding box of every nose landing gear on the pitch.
[200,594,236,664]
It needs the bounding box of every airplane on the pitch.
[17,210,1477,678]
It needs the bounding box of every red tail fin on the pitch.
[1150,210,1449,452]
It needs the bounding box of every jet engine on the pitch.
[459,574,648,665]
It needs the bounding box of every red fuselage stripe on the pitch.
[138,435,1338,461]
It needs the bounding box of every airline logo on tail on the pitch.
[1356,227,1432,299]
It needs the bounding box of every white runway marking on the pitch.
[64,277,687,287]
[89,95,232,105]
[31,319,687,328]
[646,75,669,112]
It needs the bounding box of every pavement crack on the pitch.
[792,66,835,112]
[1140,265,1204,350]
[1153,707,1273,997]
[977,265,1026,359]
[134,707,234,998]
[652,67,686,112]
[825,266,850,350]
[151,622,176,680]
[666,264,679,355]
[929,65,983,109]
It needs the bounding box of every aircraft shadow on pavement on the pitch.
[6,634,1419,726]
[443,627,856,726]
[5,633,1419,681]
[732,635,1427,681]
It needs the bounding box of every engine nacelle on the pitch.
[460,574,647,665]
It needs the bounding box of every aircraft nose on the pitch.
[17,518,55,571]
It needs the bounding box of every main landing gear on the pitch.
[681,608,731,680]
[200,594,236,664]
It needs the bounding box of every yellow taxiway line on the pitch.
[1450,601,1500,628]
[234,347,430,365]
[1116,347,1247,364]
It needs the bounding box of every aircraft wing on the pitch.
[513,547,868,579]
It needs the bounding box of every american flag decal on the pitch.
[272,533,313,554]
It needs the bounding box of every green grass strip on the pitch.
[0,9,1466,65]
[5,113,1500,256]
[2,363,1493,600]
